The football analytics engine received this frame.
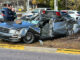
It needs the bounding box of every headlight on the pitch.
[9,29,20,34]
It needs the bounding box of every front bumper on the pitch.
[0,32,21,42]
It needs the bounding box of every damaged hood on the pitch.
[0,21,35,29]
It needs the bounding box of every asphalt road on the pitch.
[0,48,80,60]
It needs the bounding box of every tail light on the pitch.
[42,10,46,14]
[1,14,5,16]
[56,12,61,16]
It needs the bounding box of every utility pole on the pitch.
[17,0,19,8]
[66,0,68,9]
[75,0,77,10]
[27,0,30,12]
[54,0,58,11]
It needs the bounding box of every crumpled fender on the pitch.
[20,28,29,37]
[19,27,40,37]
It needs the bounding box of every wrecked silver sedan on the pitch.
[0,10,79,44]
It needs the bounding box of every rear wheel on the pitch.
[23,32,35,44]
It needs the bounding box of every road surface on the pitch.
[0,48,80,60]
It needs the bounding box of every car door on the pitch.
[53,19,68,36]
[39,19,50,38]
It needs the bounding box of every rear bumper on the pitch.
[0,32,21,42]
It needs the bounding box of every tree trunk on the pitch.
[23,0,27,11]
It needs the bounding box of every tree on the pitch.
[32,0,37,4]
[36,0,50,7]
[37,0,44,4]
[32,0,37,8]
[50,0,54,9]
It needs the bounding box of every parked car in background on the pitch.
[22,8,51,17]
[21,8,49,22]
[68,10,80,20]
[61,10,80,20]
[60,11,74,21]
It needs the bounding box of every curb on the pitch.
[24,46,57,53]
[0,44,24,50]
[24,46,80,55]
[0,43,80,55]
[56,48,80,55]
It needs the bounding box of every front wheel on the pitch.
[23,32,35,44]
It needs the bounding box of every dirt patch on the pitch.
[42,33,80,49]
[0,33,80,49]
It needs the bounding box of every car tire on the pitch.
[23,32,35,44]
